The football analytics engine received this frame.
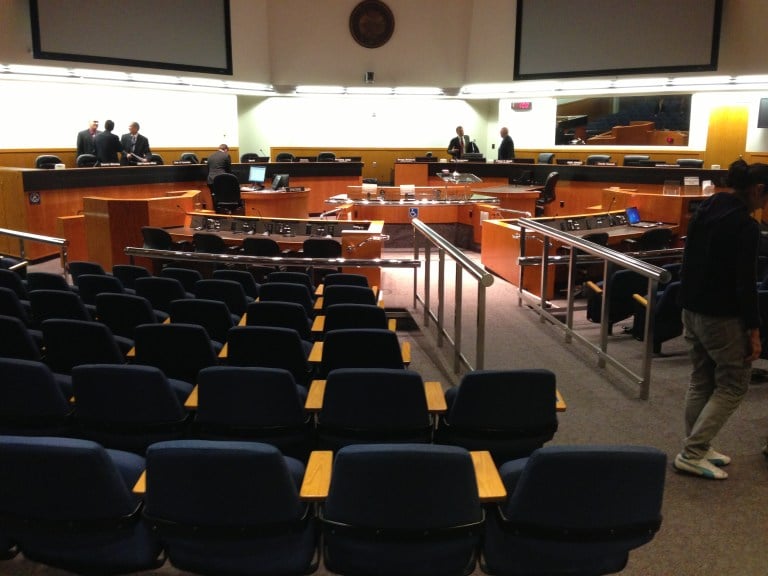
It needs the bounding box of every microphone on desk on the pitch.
[259,148,267,157]
[607,196,617,225]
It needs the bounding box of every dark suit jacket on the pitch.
[93,131,122,164]
[206,149,233,185]
[120,133,151,164]
[76,129,100,157]
[498,135,515,160]
[447,134,470,158]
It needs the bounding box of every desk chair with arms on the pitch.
[534,171,559,217]
[211,173,243,215]
[35,154,62,169]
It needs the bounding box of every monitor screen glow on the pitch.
[248,165,266,184]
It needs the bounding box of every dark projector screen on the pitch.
[514,0,722,80]
[29,0,232,75]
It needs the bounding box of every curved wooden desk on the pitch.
[240,188,309,219]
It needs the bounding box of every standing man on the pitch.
[674,159,768,480]
[498,126,515,160]
[447,126,470,159]
[76,119,100,157]
[120,122,151,164]
[93,120,122,165]
[206,143,232,193]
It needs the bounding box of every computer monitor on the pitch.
[272,173,290,190]
[248,165,266,190]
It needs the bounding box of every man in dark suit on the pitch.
[93,119,122,164]
[447,125,471,159]
[498,126,515,160]
[76,120,100,157]
[120,122,151,164]
[206,143,232,192]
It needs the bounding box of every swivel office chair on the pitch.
[317,151,336,162]
[76,153,99,167]
[537,152,555,164]
[34,154,61,169]
[211,173,243,214]
[676,158,704,168]
[623,154,651,166]
[147,153,164,164]
[179,152,200,164]
[586,154,612,165]
[275,152,295,162]
[240,152,261,163]
[534,171,559,217]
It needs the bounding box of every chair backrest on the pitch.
[148,153,164,164]
[26,271,72,292]
[134,276,191,313]
[35,154,62,169]
[483,445,666,576]
[635,227,673,251]
[159,267,203,294]
[76,153,99,167]
[0,287,34,327]
[258,282,316,317]
[0,435,162,574]
[275,152,295,162]
[111,264,151,290]
[538,171,559,204]
[72,364,188,452]
[180,152,200,164]
[245,301,313,340]
[29,289,91,324]
[321,285,377,308]
[225,326,313,386]
[240,152,261,163]
[68,261,107,285]
[676,158,704,168]
[134,323,219,384]
[194,278,251,317]
[586,269,648,326]
[169,298,236,344]
[0,268,29,300]
[193,232,230,254]
[242,236,282,256]
[75,274,126,305]
[141,226,175,250]
[320,328,404,377]
[211,173,243,213]
[41,318,125,374]
[623,154,651,166]
[317,151,336,162]
[438,369,558,462]
[0,357,72,434]
[323,303,388,332]
[144,439,317,575]
[322,443,482,576]
[303,237,342,258]
[322,273,369,288]
[0,314,43,361]
[537,152,555,164]
[586,154,612,165]
[318,368,431,449]
[95,292,161,339]
[265,271,314,291]
[212,269,261,299]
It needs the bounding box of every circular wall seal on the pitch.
[349,0,395,49]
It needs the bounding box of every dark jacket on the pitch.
[93,130,122,164]
[680,191,760,328]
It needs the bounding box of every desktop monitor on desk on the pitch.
[248,165,267,190]
[271,173,290,191]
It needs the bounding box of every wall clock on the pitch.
[350,0,395,49]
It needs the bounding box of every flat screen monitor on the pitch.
[272,173,290,190]
[758,98,768,128]
[462,153,485,161]
[248,165,266,189]
[415,156,438,162]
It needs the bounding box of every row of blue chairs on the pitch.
[0,436,666,576]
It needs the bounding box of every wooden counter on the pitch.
[240,189,310,218]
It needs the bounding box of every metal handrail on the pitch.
[411,217,494,372]
[516,217,674,399]
[0,227,69,273]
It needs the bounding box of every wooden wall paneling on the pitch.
[704,105,748,169]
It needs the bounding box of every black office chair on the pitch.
[240,152,261,163]
[179,152,200,164]
[76,153,99,167]
[538,152,555,164]
[275,152,295,162]
[141,226,193,252]
[34,154,61,169]
[317,151,336,162]
[534,171,559,217]
[211,173,243,214]
[623,154,651,166]
[623,227,674,251]
[147,153,164,164]
[676,158,704,168]
[587,154,612,165]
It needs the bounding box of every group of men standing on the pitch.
[76,120,151,165]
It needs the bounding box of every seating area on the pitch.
[0,259,670,576]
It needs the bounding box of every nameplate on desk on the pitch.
[101,163,120,167]
[397,158,416,162]
[567,161,583,165]
[494,160,515,164]
[287,186,306,192]
[596,162,616,166]
[683,176,700,186]
[335,158,352,162]
[173,160,192,165]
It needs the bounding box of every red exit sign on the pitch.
[511,101,533,111]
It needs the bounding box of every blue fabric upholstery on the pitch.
[322,303,388,332]
[225,326,314,387]
[41,319,126,374]
[320,285,378,308]
[319,328,405,377]
[144,440,317,575]
[322,443,482,576]
[482,445,666,576]
[245,301,313,341]
[133,323,219,385]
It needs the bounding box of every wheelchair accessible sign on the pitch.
[408,207,419,218]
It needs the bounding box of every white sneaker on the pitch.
[673,453,728,480]
[704,448,731,467]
